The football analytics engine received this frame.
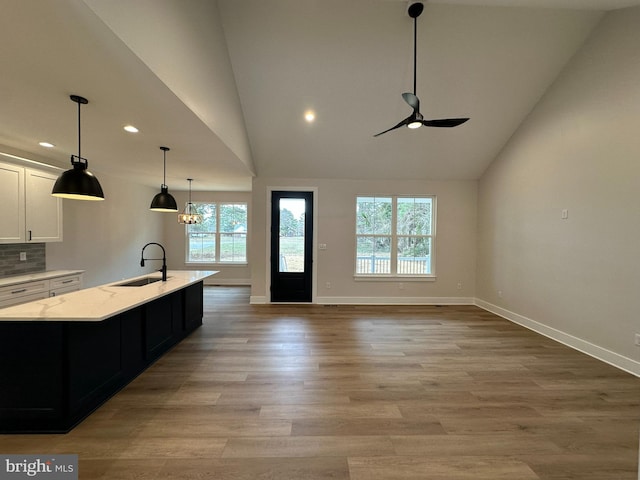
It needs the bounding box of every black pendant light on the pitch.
[178,179,203,224]
[51,95,105,201]
[150,146,178,212]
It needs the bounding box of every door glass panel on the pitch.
[279,198,305,273]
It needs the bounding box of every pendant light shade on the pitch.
[150,146,178,212]
[52,95,105,201]
[178,179,203,224]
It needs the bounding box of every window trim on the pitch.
[354,195,436,280]
[184,201,248,265]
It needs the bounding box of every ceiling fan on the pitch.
[374,0,469,137]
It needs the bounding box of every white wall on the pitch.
[163,190,252,285]
[83,0,254,175]
[46,171,164,287]
[476,7,640,375]
[251,177,477,304]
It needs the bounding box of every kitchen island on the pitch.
[0,270,216,433]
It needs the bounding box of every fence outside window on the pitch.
[356,255,431,275]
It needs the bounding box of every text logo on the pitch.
[0,455,77,480]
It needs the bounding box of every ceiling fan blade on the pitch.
[402,92,420,111]
[373,116,412,137]
[422,118,470,128]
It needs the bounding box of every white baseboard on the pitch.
[475,298,640,378]
[316,296,475,305]
[204,279,251,286]
[250,295,474,305]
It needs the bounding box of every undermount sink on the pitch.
[115,277,166,287]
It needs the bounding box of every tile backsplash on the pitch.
[0,243,45,278]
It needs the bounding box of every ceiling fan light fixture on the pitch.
[52,95,105,201]
[150,146,178,212]
[408,110,424,129]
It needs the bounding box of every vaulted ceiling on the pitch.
[0,0,637,191]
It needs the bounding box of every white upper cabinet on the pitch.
[0,162,26,243]
[0,160,63,244]
[25,168,62,242]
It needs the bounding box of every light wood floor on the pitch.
[1,286,639,479]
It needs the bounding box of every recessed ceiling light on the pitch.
[304,111,316,123]
[39,142,55,148]
[123,125,139,133]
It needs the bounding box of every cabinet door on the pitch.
[25,168,62,242]
[0,162,26,243]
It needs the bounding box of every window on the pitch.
[356,195,434,276]
[186,202,247,263]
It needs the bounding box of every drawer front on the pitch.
[50,275,82,290]
[0,280,49,303]
[0,290,50,308]
[50,285,80,297]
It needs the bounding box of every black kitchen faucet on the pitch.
[140,242,167,281]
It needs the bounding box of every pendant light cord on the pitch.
[158,146,170,189]
[163,149,167,188]
[77,99,82,160]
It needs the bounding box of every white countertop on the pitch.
[0,270,217,322]
[0,270,85,287]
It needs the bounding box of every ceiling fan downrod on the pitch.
[408,1,424,96]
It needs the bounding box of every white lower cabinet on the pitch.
[0,273,83,308]
[49,274,83,297]
[0,280,50,308]
[0,291,50,308]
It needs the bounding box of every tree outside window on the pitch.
[186,202,247,263]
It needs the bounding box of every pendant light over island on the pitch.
[178,179,203,224]
[51,95,105,201]
[150,146,178,212]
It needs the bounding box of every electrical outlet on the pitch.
[19,252,27,261]
[325,282,331,289]
[635,333,640,347]
[498,290,503,298]
[457,282,463,290]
